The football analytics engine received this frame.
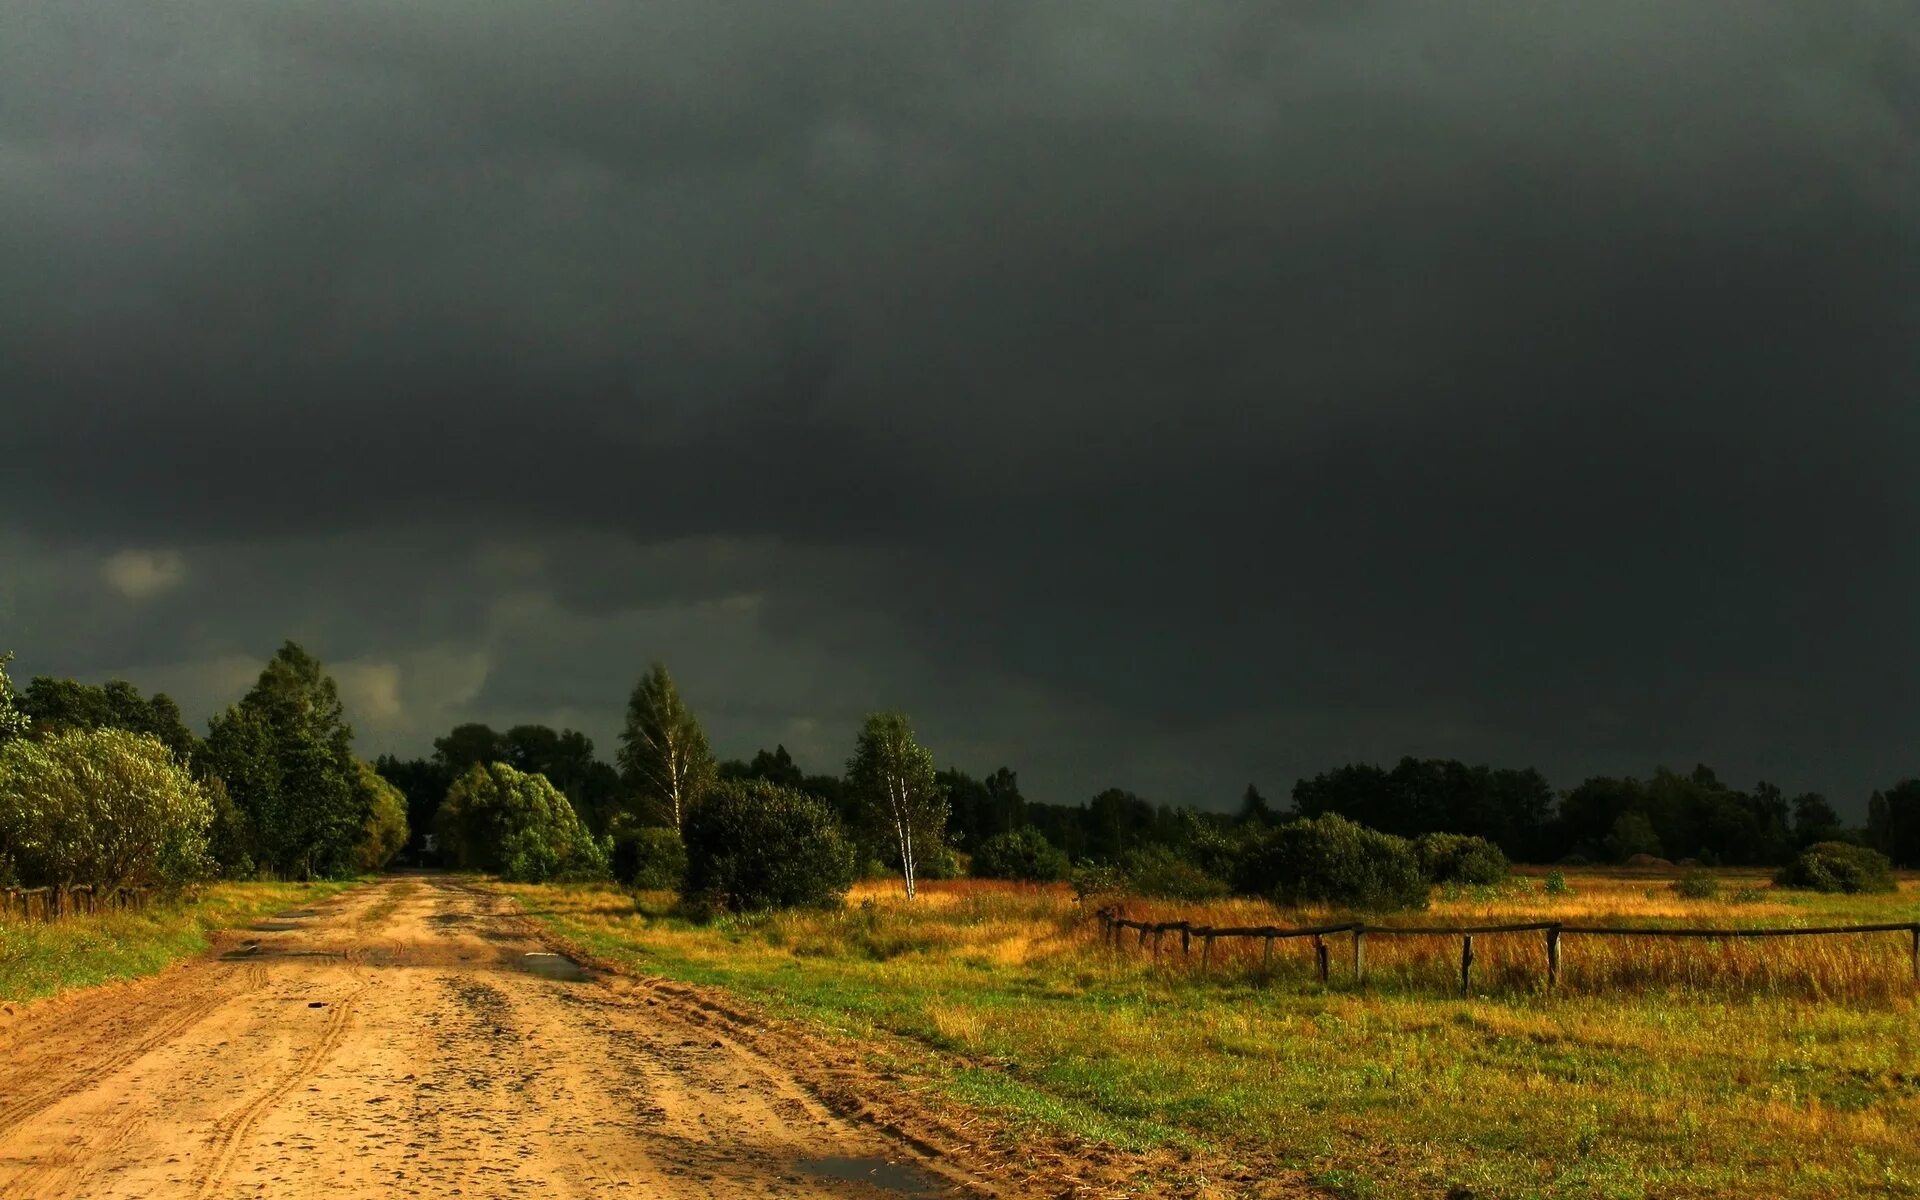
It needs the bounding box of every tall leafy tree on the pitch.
[616,664,715,831]
[847,712,948,900]
[0,652,27,743]
[21,675,198,762]
[203,642,365,879]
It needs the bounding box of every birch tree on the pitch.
[616,663,715,831]
[846,712,948,900]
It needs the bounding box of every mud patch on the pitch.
[247,921,303,932]
[518,952,592,983]
[798,1155,948,1196]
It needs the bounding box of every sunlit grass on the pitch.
[502,871,1920,1199]
[0,879,353,1005]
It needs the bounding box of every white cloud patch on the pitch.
[101,548,186,600]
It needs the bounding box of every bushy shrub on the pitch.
[0,727,212,888]
[1069,862,1125,903]
[352,762,410,872]
[1773,842,1896,894]
[1240,814,1429,911]
[1543,869,1572,895]
[1415,832,1509,885]
[681,778,854,910]
[436,762,609,882]
[1120,845,1230,900]
[970,827,1069,881]
[618,825,687,890]
[1671,868,1720,899]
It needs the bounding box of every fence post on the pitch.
[1152,928,1162,960]
[1181,925,1191,958]
[1547,925,1561,992]
[1262,934,1274,971]
[1911,924,1918,985]
[1352,927,1366,984]
[1314,935,1329,983]
[1460,935,1474,996]
[1201,934,1214,972]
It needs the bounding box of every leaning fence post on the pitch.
[1313,934,1329,983]
[1262,934,1274,971]
[1201,933,1214,972]
[1547,925,1561,992]
[1460,935,1474,996]
[1181,924,1191,958]
[1352,927,1366,983]
[1911,924,1918,985]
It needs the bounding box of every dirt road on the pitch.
[0,875,975,1199]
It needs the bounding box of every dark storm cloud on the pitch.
[2,2,1916,807]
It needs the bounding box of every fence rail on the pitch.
[0,884,158,922]
[1098,910,1920,994]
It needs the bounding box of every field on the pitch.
[0,880,353,1007]
[502,869,1920,1200]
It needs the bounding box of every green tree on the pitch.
[0,652,30,743]
[1238,813,1428,911]
[847,712,949,900]
[1604,811,1664,862]
[0,727,212,888]
[21,675,198,762]
[617,664,715,831]
[202,642,365,879]
[352,762,410,872]
[681,778,854,910]
[970,826,1069,881]
[436,762,608,882]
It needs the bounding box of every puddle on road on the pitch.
[247,921,303,932]
[276,909,320,918]
[797,1156,947,1196]
[518,952,593,982]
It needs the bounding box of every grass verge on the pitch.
[500,873,1920,1200]
[0,879,355,1005]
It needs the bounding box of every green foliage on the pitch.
[1603,811,1664,862]
[1069,861,1126,903]
[1415,832,1509,884]
[1543,869,1572,895]
[202,643,367,879]
[19,675,199,762]
[617,823,688,890]
[1241,813,1429,912]
[1671,869,1720,899]
[1773,841,1897,894]
[847,712,950,900]
[1118,845,1230,900]
[681,778,854,910]
[436,762,609,882]
[0,727,212,888]
[970,826,1069,881]
[617,663,716,831]
[201,775,256,879]
[0,652,28,743]
[351,762,410,872]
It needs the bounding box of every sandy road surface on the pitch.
[0,875,972,1199]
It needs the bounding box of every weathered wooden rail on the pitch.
[0,884,158,922]
[1098,910,1920,994]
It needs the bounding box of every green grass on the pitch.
[500,874,1920,1200]
[0,880,354,1005]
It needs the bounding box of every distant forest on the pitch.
[6,644,1919,891]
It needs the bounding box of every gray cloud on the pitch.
[2,1,1916,810]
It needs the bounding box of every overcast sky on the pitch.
[2,2,1915,812]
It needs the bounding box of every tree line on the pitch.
[4,642,1918,908]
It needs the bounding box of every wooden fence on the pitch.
[1097,910,1920,994]
[0,884,157,923]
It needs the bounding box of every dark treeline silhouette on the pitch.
[8,642,1920,895]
